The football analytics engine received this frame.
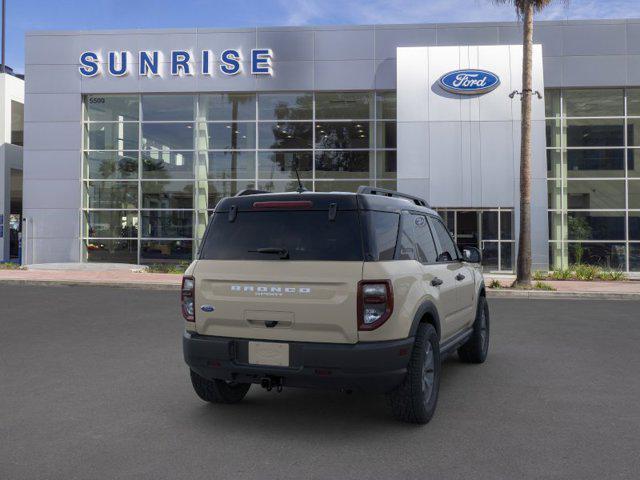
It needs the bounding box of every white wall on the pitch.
[397,45,548,270]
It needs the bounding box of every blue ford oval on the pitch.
[200,305,215,312]
[438,69,500,95]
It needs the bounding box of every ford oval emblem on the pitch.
[200,305,215,312]
[438,69,500,95]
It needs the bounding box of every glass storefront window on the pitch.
[315,92,373,119]
[568,242,626,269]
[548,212,565,242]
[198,93,255,121]
[142,181,193,209]
[315,122,371,149]
[481,211,498,240]
[566,119,624,147]
[629,149,640,177]
[566,149,625,177]
[547,149,562,178]
[258,93,313,120]
[198,122,256,150]
[86,181,138,209]
[563,89,623,117]
[204,151,256,179]
[259,179,314,192]
[501,211,513,240]
[544,89,560,118]
[629,213,640,241]
[85,239,138,263]
[567,211,625,240]
[258,122,313,149]
[85,211,138,238]
[626,88,640,117]
[258,151,312,179]
[546,119,562,148]
[141,211,193,238]
[627,118,640,146]
[85,122,139,150]
[315,151,372,178]
[141,240,193,264]
[314,180,371,192]
[630,244,640,271]
[85,94,139,122]
[85,151,138,179]
[566,180,625,209]
[207,181,255,208]
[629,180,640,209]
[376,91,396,119]
[548,179,565,210]
[142,150,194,179]
[142,123,194,150]
[142,94,194,121]
[376,151,397,179]
[376,122,396,149]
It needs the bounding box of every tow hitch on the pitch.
[260,376,284,393]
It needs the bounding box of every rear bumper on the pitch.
[183,331,414,393]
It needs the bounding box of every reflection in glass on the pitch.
[544,89,560,118]
[315,122,371,149]
[314,180,370,193]
[630,244,640,271]
[567,211,625,240]
[142,123,194,150]
[315,92,373,119]
[501,211,513,240]
[142,94,194,121]
[546,119,562,148]
[85,151,138,179]
[85,211,138,238]
[199,122,256,150]
[142,150,194,179]
[85,95,139,122]
[207,181,255,209]
[568,243,626,269]
[376,91,396,119]
[567,149,624,177]
[562,89,623,117]
[141,211,193,238]
[548,212,565,242]
[86,181,138,209]
[627,88,640,116]
[85,239,137,263]
[481,211,498,240]
[142,181,193,209]
[258,122,312,149]
[629,149,640,178]
[501,243,513,271]
[548,179,565,210]
[547,150,562,178]
[566,180,625,209]
[376,151,397,179]
[629,181,640,209]
[376,122,396,149]
[481,241,499,271]
[630,213,640,241]
[85,123,139,150]
[566,119,624,147]
[141,240,193,264]
[203,151,256,179]
[627,118,640,147]
[258,93,312,120]
[199,93,255,121]
[258,151,312,180]
[315,151,372,178]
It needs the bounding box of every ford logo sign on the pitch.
[200,305,215,312]
[438,69,500,95]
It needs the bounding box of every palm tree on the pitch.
[494,0,553,287]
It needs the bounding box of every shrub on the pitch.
[0,262,21,270]
[534,281,556,291]
[597,270,626,281]
[550,268,572,280]
[573,264,601,281]
[145,262,190,274]
[488,279,502,289]
[532,270,548,281]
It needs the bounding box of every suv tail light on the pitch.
[181,276,195,322]
[357,280,393,331]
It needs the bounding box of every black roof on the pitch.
[214,189,437,216]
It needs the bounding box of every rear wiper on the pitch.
[248,247,290,259]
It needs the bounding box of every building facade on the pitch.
[23,19,640,272]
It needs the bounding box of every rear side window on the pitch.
[428,216,459,262]
[362,211,400,261]
[200,210,364,261]
[397,212,437,263]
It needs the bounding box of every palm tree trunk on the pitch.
[516,2,534,287]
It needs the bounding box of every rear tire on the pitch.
[387,323,441,424]
[458,295,490,364]
[190,370,251,404]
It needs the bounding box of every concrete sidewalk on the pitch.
[1,268,640,299]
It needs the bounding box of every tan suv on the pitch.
[182,186,489,424]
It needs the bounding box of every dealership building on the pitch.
[21,18,640,272]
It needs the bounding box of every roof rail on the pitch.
[357,186,430,208]
[235,189,270,197]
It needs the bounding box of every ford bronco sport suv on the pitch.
[182,186,489,424]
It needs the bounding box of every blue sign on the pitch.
[79,48,273,77]
[438,69,500,95]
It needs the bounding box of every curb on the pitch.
[486,289,640,301]
[0,279,180,291]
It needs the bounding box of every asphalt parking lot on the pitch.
[1,285,639,480]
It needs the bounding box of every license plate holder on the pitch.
[248,341,290,367]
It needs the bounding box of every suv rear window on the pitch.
[200,210,364,261]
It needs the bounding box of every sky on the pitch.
[5,0,640,73]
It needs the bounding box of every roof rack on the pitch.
[357,186,430,208]
[235,189,270,197]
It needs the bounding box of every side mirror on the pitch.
[462,246,482,264]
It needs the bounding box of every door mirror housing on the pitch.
[462,246,482,264]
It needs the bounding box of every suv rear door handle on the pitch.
[431,277,443,287]
[456,273,466,281]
